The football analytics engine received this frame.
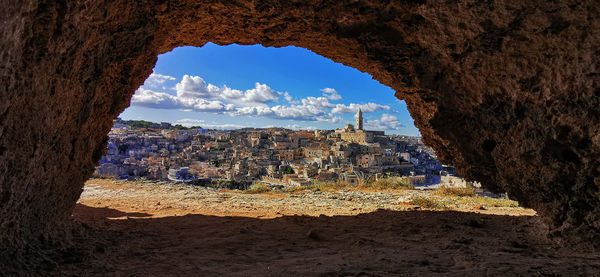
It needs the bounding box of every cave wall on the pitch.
[1,0,598,254]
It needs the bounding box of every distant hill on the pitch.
[115,119,201,130]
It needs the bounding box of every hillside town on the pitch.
[96,109,458,187]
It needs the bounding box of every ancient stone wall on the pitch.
[1,0,598,260]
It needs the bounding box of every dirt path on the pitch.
[61,179,600,276]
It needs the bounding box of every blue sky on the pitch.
[120,43,420,136]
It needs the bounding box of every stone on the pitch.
[474,205,486,210]
[0,0,599,267]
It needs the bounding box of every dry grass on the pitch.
[284,185,316,193]
[410,197,448,209]
[283,177,416,193]
[244,183,271,194]
[433,186,476,197]
[430,185,519,208]
[361,177,414,190]
[470,196,519,208]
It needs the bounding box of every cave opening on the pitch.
[2,0,599,274]
[79,43,524,220]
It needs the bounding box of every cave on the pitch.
[1,0,599,272]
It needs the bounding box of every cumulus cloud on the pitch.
[331,103,390,114]
[131,75,390,126]
[131,88,178,109]
[229,106,274,117]
[173,75,280,106]
[364,114,405,131]
[175,75,221,99]
[222,94,349,123]
[229,95,334,121]
[132,74,280,112]
[176,97,235,112]
[131,87,233,112]
[143,73,176,90]
[321,88,342,100]
[270,96,334,119]
[221,82,280,106]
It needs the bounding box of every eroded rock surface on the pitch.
[0,0,598,267]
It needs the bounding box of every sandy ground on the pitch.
[61,179,600,276]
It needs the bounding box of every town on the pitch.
[96,109,459,188]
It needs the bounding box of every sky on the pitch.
[120,43,420,136]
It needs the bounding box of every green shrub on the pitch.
[282,167,295,175]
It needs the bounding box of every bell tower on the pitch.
[356,108,363,130]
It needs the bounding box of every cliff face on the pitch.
[0,0,598,261]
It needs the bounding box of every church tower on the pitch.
[356,108,363,130]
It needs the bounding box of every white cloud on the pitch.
[331,103,390,114]
[175,75,221,100]
[230,95,336,122]
[315,114,345,123]
[176,97,234,112]
[283,92,299,104]
[143,73,176,90]
[301,96,335,110]
[364,114,405,131]
[132,74,392,126]
[321,88,342,100]
[229,106,274,117]
[132,74,280,112]
[131,88,178,109]
[131,87,232,112]
[269,96,333,120]
[175,118,250,130]
[174,118,205,126]
[221,82,280,106]
[174,75,280,107]
[264,124,319,130]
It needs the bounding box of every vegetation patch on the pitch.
[362,176,414,190]
[244,183,271,194]
[471,196,519,208]
[283,177,416,193]
[285,185,316,193]
[190,179,251,190]
[314,181,349,192]
[433,186,476,197]
[410,197,448,209]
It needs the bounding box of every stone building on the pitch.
[335,109,384,145]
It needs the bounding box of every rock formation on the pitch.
[1,0,598,266]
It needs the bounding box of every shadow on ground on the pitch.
[57,204,600,276]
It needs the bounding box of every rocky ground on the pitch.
[76,179,534,219]
[60,179,600,276]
